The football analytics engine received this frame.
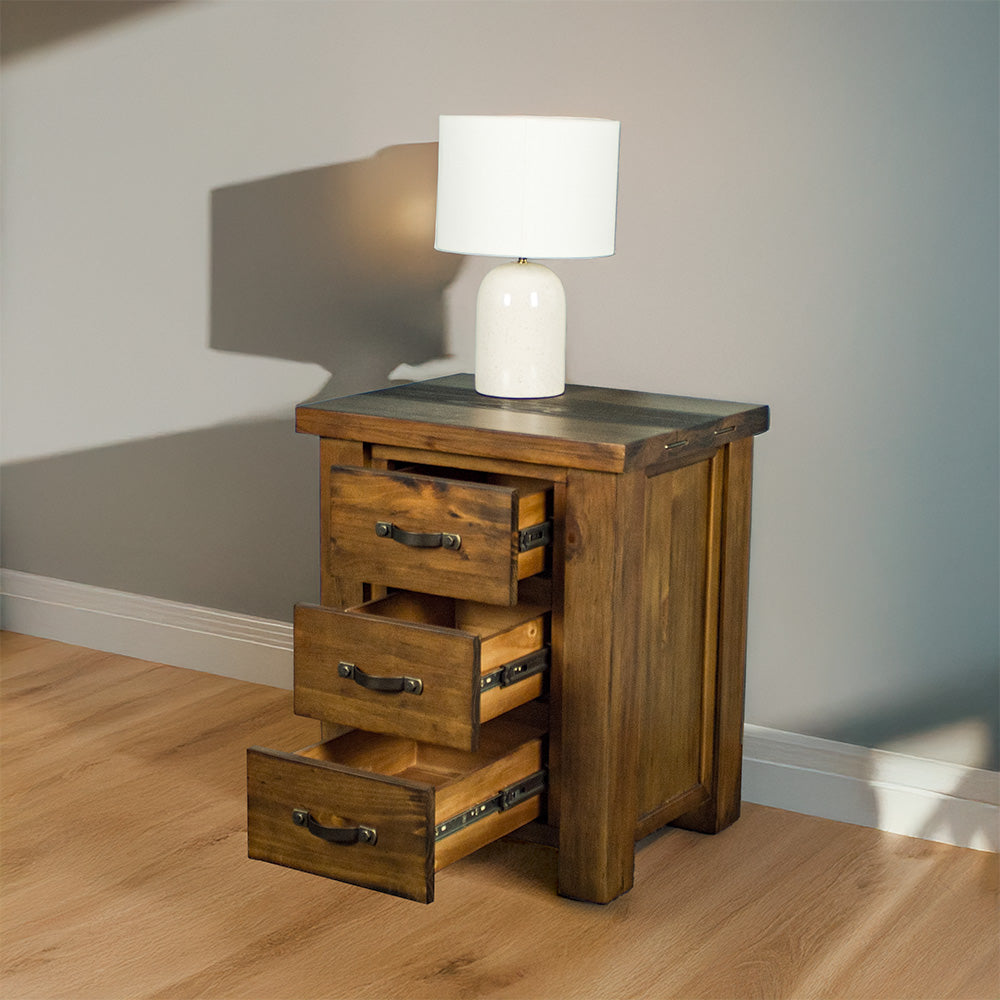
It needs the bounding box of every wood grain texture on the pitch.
[247,743,435,902]
[634,455,719,838]
[293,601,481,750]
[318,438,366,609]
[294,596,547,749]
[673,438,755,834]
[317,438,369,742]
[557,467,645,902]
[369,443,570,484]
[305,384,767,903]
[297,374,770,474]
[248,710,546,903]
[432,735,545,871]
[328,466,528,605]
[2,632,996,1000]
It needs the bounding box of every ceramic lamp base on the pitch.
[474,260,566,398]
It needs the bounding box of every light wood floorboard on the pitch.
[1,631,997,1000]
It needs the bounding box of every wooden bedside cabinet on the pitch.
[247,375,769,904]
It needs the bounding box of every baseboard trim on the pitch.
[0,569,292,688]
[743,725,998,853]
[2,570,996,853]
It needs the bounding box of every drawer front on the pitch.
[327,466,549,606]
[294,595,548,751]
[247,712,546,903]
[247,743,434,902]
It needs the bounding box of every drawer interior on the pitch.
[299,707,544,802]
[248,704,547,902]
[296,705,547,870]
[353,592,549,724]
[353,591,548,675]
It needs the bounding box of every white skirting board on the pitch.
[0,569,293,688]
[742,726,998,854]
[2,569,996,853]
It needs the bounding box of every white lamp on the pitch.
[434,115,620,398]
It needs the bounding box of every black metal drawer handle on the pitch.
[292,809,377,846]
[338,661,423,695]
[375,521,461,550]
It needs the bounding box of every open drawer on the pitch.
[294,592,549,751]
[327,465,552,606]
[247,706,546,903]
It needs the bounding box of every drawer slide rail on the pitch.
[435,769,547,842]
[518,521,552,553]
[480,648,550,693]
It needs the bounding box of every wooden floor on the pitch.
[1,632,996,1000]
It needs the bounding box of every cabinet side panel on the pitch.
[319,438,367,609]
[673,437,754,834]
[636,458,717,826]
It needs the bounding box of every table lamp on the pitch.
[434,115,620,398]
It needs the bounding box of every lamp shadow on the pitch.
[210,142,461,397]
[2,144,462,622]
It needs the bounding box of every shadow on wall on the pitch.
[0,0,176,61]
[211,143,460,397]
[815,670,1000,772]
[2,421,318,622]
[2,144,461,620]
[814,666,998,850]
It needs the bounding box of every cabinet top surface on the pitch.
[296,375,769,473]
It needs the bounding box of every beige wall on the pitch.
[2,1,997,768]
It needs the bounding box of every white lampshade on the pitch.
[435,115,620,259]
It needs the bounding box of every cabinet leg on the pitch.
[556,469,643,903]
